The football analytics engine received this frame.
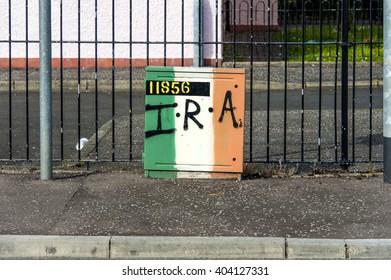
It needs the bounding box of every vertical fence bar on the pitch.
[249,0,253,162]
[283,0,288,162]
[181,0,185,66]
[233,0,236,67]
[8,0,12,160]
[369,0,374,162]
[334,0,341,162]
[25,0,30,160]
[384,0,391,183]
[129,0,133,161]
[60,0,64,161]
[266,0,271,162]
[111,0,116,161]
[340,0,349,166]
[301,0,306,161]
[95,0,99,160]
[147,0,150,66]
[215,0,219,67]
[77,0,81,161]
[352,0,357,162]
[164,0,167,66]
[317,0,323,162]
[200,0,204,67]
[39,0,53,180]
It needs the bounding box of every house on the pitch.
[0,0,225,68]
[224,0,279,32]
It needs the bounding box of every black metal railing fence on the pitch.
[0,0,384,166]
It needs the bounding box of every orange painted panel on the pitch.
[212,68,245,174]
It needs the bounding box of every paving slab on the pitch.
[0,173,81,235]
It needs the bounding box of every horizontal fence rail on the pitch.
[0,0,384,166]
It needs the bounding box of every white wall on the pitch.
[0,0,223,67]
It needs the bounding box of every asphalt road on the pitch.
[0,87,383,161]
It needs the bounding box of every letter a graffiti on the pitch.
[219,91,238,128]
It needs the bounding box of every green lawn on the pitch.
[275,25,383,62]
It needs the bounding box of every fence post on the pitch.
[340,0,349,166]
[39,0,53,180]
[384,1,391,183]
[194,0,203,67]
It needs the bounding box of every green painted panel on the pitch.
[144,67,176,172]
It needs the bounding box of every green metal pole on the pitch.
[39,0,52,180]
[194,0,203,67]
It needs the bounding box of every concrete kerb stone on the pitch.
[287,239,391,260]
[0,235,110,259]
[110,236,285,260]
[346,239,391,260]
[1,236,391,259]
[286,238,346,260]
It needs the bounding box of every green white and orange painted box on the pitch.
[143,66,245,179]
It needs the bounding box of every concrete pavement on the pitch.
[0,163,391,259]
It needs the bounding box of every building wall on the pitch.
[0,0,222,68]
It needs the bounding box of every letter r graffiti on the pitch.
[184,99,203,130]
